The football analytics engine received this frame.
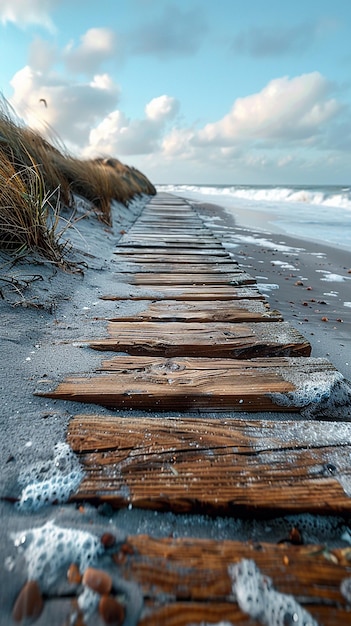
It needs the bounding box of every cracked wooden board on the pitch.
[117,536,351,625]
[67,414,351,515]
[114,271,256,286]
[100,285,265,301]
[114,245,228,254]
[88,320,311,358]
[36,355,342,413]
[107,299,283,323]
[112,262,240,273]
[112,254,235,264]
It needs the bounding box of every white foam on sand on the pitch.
[316,270,351,282]
[16,442,84,511]
[223,234,303,254]
[270,260,297,270]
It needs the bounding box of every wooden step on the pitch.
[88,320,310,358]
[113,535,351,625]
[107,299,283,323]
[36,356,347,414]
[112,254,235,264]
[114,271,256,286]
[112,262,240,273]
[100,285,265,301]
[67,414,351,515]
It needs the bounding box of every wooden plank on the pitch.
[100,285,265,301]
[116,242,224,250]
[114,272,256,286]
[108,299,283,323]
[88,320,310,358]
[37,356,339,413]
[112,254,235,264]
[116,535,351,625]
[30,536,351,624]
[67,414,351,515]
[112,262,240,273]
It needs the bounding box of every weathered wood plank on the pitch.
[67,415,351,514]
[108,299,283,323]
[121,233,216,240]
[88,320,310,358]
[112,262,240,273]
[114,271,255,286]
[115,536,351,625]
[112,254,235,264]
[100,285,265,301]
[37,356,344,413]
[115,243,224,250]
[115,259,243,274]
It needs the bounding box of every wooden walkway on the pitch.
[36,194,351,624]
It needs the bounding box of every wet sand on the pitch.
[195,200,351,380]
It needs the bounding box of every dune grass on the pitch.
[0,96,156,265]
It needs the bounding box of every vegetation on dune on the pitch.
[0,96,156,266]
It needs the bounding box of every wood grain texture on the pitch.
[38,355,338,412]
[67,414,351,515]
[114,246,229,254]
[112,254,235,264]
[108,299,283,323]
[112,262,240,273]
[113,535,351,625]
[114,271,256,285]
[88,320,311,358]
[100,285,266,301]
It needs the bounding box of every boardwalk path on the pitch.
[36,194,351,625]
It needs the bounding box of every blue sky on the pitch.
[1,0,351,184]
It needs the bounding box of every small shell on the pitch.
[99,595,125,625]
[12,580,44,622]
[82,567,112,595]
[67,563,82,584]
[101,532,117,548]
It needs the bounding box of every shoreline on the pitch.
[193,199,351,380]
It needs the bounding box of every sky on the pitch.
[1,0,351,185]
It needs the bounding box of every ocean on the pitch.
[156,184,351,252]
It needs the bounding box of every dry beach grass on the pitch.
[0,95,155,268]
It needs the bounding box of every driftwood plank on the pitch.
[108,299,283,323]
[112,262,240,273]
[114,245,227,253]
[100,285,265,301]
[114,536,351,626]
[67,414,351,515]
[112,254,235,264]
[88,320,311,358]
[37,356,345,413]
[114,271,255,286]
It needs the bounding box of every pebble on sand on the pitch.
[82,567,113,595]
[12,580,44,622]
[99,594,125,625]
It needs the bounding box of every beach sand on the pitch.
[195,200,351,380]
[0,193,350,623]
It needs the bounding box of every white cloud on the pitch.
[145,95,180,121]
[10,66,120,149]
[86,95,179,157]
[0,0,59,30]
[196,72,341,146]
[64,28,121,75]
